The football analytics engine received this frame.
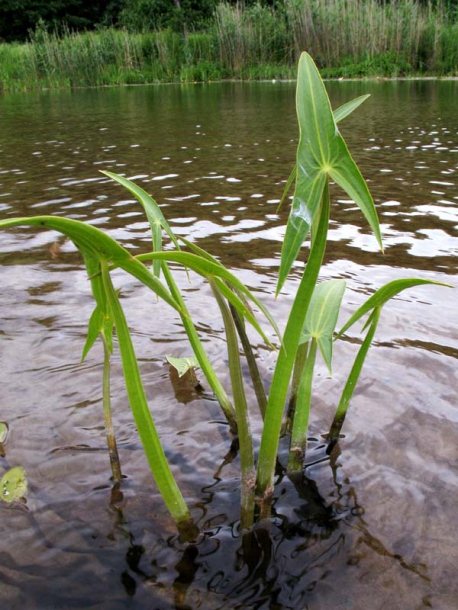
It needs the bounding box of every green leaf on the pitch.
[333,94,370,123]
[277,53,382,294]
[101,171,181,278]
[300,279,346,373]
[0,216,181,314]
[136,250,279,345]
[338,278,453,337]
[82,304,114,362]
[100,262,192,528]
[166,355,199,378]
[276,95,370,214]
[1,466,27,504]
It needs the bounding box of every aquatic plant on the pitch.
[0,53,450,534]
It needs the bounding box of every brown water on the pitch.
[0,80,457,609]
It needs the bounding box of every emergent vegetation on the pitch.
[0,54,450,536]
[1,1,458,92]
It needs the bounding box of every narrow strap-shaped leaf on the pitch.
[338,278,452,337]
[328,308,381,446]
[178,237,282,345]
[137,250,280,344]
[0,216,181,313]
[100,262,193,529]
[101,170,181,253]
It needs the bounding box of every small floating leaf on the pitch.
[166,355,199,378]
[0,466,27,504]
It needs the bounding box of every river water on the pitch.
[0,80,457,609]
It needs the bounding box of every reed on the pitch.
[0,0,456,92]
[284,0,456,73]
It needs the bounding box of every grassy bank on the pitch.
[1,0,458,92]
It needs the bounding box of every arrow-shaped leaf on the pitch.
[277,53,382,294]
[166,355,199,377]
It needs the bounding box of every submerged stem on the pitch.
[211,280,255,529]
[102,336,122,483]
[327,308,381,449]
[287,338,317,474]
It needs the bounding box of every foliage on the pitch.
[0,54,451,534]
[0,0,457,88]
[0,0,108,42]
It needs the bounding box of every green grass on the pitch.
[0,1,457,92]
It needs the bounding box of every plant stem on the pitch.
[211,280,255,529]
[102,335,122,483]
[287,338,317,474]
[327,307,381,449]
[284,341,308,435]
[230,303,267,420]
[255,186,329,509]
[162,262,238,434]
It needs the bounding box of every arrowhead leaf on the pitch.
[277,53,382,294]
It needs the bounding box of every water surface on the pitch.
[0,80,457,609]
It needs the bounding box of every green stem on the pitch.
[101,262,195,536]
[230,303,267,420]
[287,338,317,474]
[328,308,381,446]
[284,341,309,435]
[256,185,330,506]
[102,336,122,483]
[211,280,255,529]
[162,262,238,434]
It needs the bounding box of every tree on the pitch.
[0,0,109,42]
[117,0,218,33]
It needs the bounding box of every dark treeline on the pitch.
[2,0,244,42]
[2,0,457,43]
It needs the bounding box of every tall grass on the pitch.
[284,0,455,74]
[0,1,457,92]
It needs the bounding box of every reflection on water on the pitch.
[0,80,457,608]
